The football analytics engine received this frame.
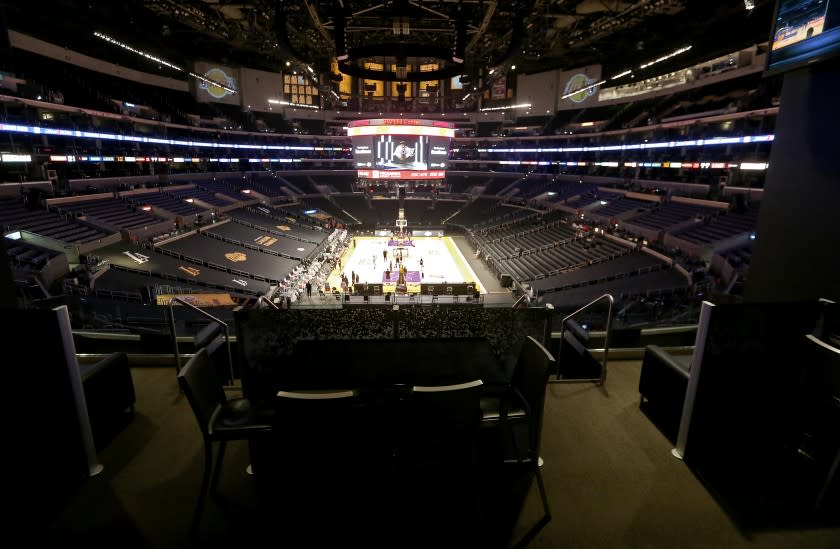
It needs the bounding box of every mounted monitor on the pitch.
[765,0,840,76]
[348,119,454,181]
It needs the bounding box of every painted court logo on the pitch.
[122,251,149,264]
[225,252,247,263]
[179,265,201,277]
[563,73,598,103]
[276,225,292,232]
[255,235,278,246]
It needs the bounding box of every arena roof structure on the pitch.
[3,1,777,107]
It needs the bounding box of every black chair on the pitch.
[398,378,484,461]
[480,335,555,548]
[269,388,390,545]
[177,347,273,532]
[395,379,485,546]
[272,388,372,473]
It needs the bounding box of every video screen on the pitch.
[376,135,429,170]
[767,0,840,74]
[348,119,454,180]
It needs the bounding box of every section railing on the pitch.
[167,297,235,386]
[553,293,614,386]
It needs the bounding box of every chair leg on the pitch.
[190,440,214,533]
[510,463,552,549]
[210,441,227,495]
[534,465,551,520]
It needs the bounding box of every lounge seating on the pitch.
[80,351,136,450]
[638,345,691,443]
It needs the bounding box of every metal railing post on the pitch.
[552,293,614,386]
[168,297,236,386]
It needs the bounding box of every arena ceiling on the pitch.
[3,1,776,104]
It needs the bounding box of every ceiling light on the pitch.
[93,31,182,71]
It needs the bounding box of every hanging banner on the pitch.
[491,75,507,100]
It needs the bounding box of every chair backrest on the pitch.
[512,336,556,458]
[407,379,484,440]
[177,348,227,438]
[274,389,378,475]
[275,389,361,432]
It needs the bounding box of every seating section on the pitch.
[166,186,238,208]
[447,197,505,227]
[197,178,254,200]
[591,195,656,218]
[540,182,599,205]
[52,197,166,230]
[124,191,206,217]
[673,206,759,245]
[201,220,319,259]
[225,207,328,244]
[472,204,542,231]
[721,242,752,270]
[540,268,689,308]
[446,175,496,194]
[332,194,382,225]
[276,175,323,195]
[5,240,63,272]
[530,251,664,292]
[563,189,600,210]
[624,201,717,231]
[296,196,352,224]
[0,198,112,243]
[493,236,630,281]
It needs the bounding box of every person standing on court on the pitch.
[305,281,312,297]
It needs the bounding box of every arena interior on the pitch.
[1,1,838,547]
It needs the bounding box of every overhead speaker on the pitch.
[334,13,349,61]
[452,17,466,63]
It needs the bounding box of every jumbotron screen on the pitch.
[766,0,840,75]
[348,119,455,180]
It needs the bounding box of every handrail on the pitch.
[167,297,235,386]
[554,293,614,386]
[257,296,279,309]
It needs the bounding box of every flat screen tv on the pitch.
[765,0,840,75]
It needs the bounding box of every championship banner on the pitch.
[491,75,507,99]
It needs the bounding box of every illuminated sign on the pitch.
[347,125,455,138]
[357,170,446,180]
[563,73,599,103]
[200,68,237,99]
[1,153,31,162]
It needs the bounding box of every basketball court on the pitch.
[327,236,485,294]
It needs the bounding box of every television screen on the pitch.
[766,0,840,75]
[348,119,454,180]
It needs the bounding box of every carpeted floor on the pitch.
[38,360,839,548]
